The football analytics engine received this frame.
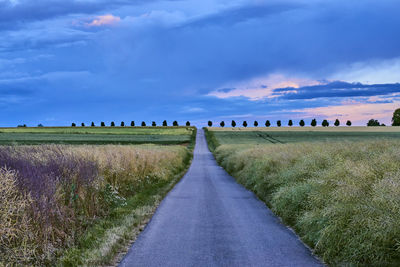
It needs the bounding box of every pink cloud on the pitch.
[208,74,321,100]
[86,14,121,27]
[292,99,400,125]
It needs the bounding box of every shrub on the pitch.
[367,119,380,126]
[173,121,178,126]
[311,119,317,127]
[186,121,190,126]
[91,122,95,127]
[288,120,293,126]
[220,121,225,127]
[242,121,248,127]
[152,121,157,126]
[101,122,105,127]
[208,121,212,127]
[299,120,305,127]
[231,120,236,127]
[322,120,329,127]
[346,120,352,126]
[392,108,400,126]
[38,124,44,127]
[130,121,135,127]
[277,120,281,127]
[111,121,115,127]
[141,121,146,127]
[81,123,85,127]
[265,120,271,127]
[72,123,76,127]
[334,119,340,127]
[254,121,258,127]
[121,121,125,127]
[162,120,167,126]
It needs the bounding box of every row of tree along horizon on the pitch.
[65,117,390,128]
[16,108,400,128]
[69,120,189,127]
[208,118,397,127]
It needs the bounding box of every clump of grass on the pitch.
[0,144,189,266]
[213,141,400,265]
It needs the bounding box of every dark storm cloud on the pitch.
[183,2,304,28]
[276,82,400,100]
[0,0,400,126]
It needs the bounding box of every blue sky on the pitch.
[0,0,400,126]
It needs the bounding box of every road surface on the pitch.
[119,129,323,267]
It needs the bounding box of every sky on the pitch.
[0,0,400,127]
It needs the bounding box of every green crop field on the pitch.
[205,127,400,265]
[0,126,195,145]
[206,126,400,146]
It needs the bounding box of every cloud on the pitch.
[330,57,400,84]
[208,73,321,100]
[292,98,400,125]
[279,82,400,100]
[85,14,121,27]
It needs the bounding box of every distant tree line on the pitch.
[208,119,353,127]
[69,120,190,127]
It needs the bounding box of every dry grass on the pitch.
[214,140,400,265]
[0,144,189,266]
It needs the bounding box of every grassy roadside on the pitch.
[203,128,219,152]
[59,128,197,266]
[205,133,400,266]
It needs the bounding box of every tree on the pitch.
[346,120,352,126]
[121,121,125,127]
[231,120,236,127]
[243,121,248,127]
[288,120,293,127]
[186,121,190,126]
[91,122,95,127]
[311,119,317,127]
[208,121,212,127]
[111,121,115,127]
[299,120,305,127]
[173,121,178,126]
[254,121,258,127]
[71,123,76,127]
[101,122,105,127]
[131,121,135,127]
[322,120,329,127]
[392,108,400,126]
[220,121,225,127]
[38,124,44,127]
[367,119,380,126]
[152,121,157,126]
[81,122,85,127]
[265,120,271,127]
[141,121,146,126]
[277,120,281,127]
[162,120,167,126]
[334,119,340,127]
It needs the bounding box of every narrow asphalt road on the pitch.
[119,129,323,267]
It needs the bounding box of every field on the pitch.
[205,127,400,265]
[0,127,196,266]
[0,126,195,145]
[207,126,400,147]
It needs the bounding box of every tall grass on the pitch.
[0,144,189,266]
[214,141,400,265]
